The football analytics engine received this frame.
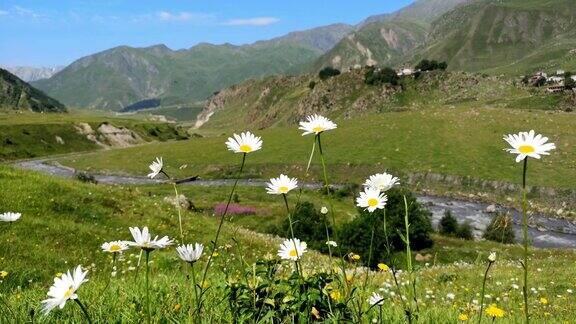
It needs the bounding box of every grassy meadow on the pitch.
[0,111,187,161]
[55,106,576,216]
[1,164,575,322]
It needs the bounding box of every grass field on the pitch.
[1,166,575,322]
[58,107,576,189]
[0,111,188,161]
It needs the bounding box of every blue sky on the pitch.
[0,0,413,67]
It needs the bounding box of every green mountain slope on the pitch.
[360,0,472,26]
[314,20,428,70]
[316,0,471,71]
[0,68,66,112]
[33,25,353,111]
[414,0,576,73]
[194,68,570,130]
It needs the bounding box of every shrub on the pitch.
[318,67,341,80]
[227,259,353,321]
[415,59,448,72]
[439,210,458,236]
[75,171,97,184]
[455,222,473,240]
[338,187,433,268]
[308,80,317,89]
[483,213,515,244]
[274,201,333,252]
[364,67,398,86]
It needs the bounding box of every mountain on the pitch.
[3,66,63,82]
[195,67,571,130]
[314,20,428,70]
[360,0,472,27]
[414,0,576,74]
[314,0,470,71]
[0,68,66,112]
[32,24,353,110]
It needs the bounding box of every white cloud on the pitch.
[157,11,214,23]
[223,17,279,26]
[13,5,44,19]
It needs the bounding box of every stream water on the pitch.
[15,159,576,249]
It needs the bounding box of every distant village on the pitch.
[523,70,576,94]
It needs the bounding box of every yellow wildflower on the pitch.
[377,263,389,272]
[173,304,181,312]
[311,306,320,319]
[0,271,8,279]
[458,313,469,321]
[485,304,505,318]
[539,297,548,305]
[330,290,341,301]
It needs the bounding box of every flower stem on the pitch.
[521,157,530,324]
[200,153,246,304]
[190,263,200,321]
[145,250,151,324]
[282,193,301,277]
[478,261,494,324]
[74,299,92,324]
[172,182,184,242]
[403,196,412,272]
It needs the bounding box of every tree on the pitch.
[318,67,341,80]
[415,59,448,71]
[338,187,433,268]
[364,67,399,86]
[439,210,458,236]
[565,76,576,90]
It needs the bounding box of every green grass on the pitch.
[1,166,575,322]
[58,107,576,189]
[0,111,188,161]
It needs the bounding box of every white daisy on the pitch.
[277,238,307,261]
[363,173,399,192]
[503,130,556,163]
[176,243,204,263]
[488,252,497,262]
[0,212,21,222]
[368,292,385,306]
[225,132,262,154]
[320,206,328,214]
[298,114,337,136]
[41,266,88,314]
[101,241,129,253]
[127,227,173,251]
[356,188,387,212]
[266,174,298,195]
[325,240,337,247]
[147,157,163,179]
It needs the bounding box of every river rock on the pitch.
[485,204,497,213]
[415,253,432,262]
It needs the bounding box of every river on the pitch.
[15,159,576,249]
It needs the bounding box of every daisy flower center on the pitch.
[312,126,325,133]
[239,144,252,152]
[288,249,298,257]
[518,145,535,154]
[110,244,121,252]
[367,198,379,207]
[278,186,289,193]
[64,286,75,299]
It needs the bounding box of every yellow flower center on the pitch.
[367,198,379,207]
[64,286,75,299]
[239,144,252,153]
[518,145,535,154]
[289,249,298,258]
[279,186,289,193]
[110,244,121,252]
[312,126,324,133]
